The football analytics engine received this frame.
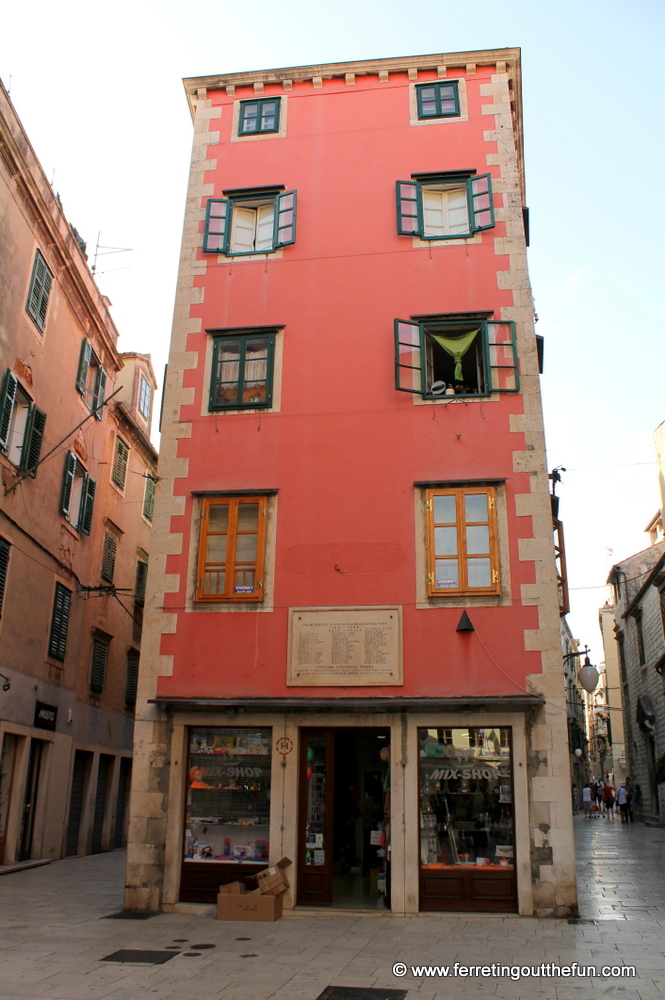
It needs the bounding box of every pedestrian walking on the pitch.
[572,784,579,815]
[625,777,634,822]
[603,781,615,819]
[582,781,593,818]
[634,783,643,821]
[617,782,629,823]
[596,783,604,814]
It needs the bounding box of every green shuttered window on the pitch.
[48,583,72,661]
[111,437,129,491]
[60,451,96,533]
[209,332,275,411]
[142,475,156,522]
[0,538,9,617]
[203,190,296,255]
[101,533,117,582]
[0,370,46,475]
[90,638,109,693]
[26,250,53,332]
[416,81,460,119]
[396,174,494,239]
[76,340,107,419]
[238,98,281,135]
[394,318,519,398]
[125,654,139,706]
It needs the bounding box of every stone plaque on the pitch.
[287,607,402,686]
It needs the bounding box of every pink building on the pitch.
[126,49,576,916]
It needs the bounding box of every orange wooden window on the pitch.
[196,496,267,602]
[426,487,500,596]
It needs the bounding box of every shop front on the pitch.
[164,702,534,915]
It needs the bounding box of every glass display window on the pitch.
[419,727,514,871]
[185,726,271,863]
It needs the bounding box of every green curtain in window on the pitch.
[432,329,479,382]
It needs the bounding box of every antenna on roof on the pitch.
[92,231,133,274]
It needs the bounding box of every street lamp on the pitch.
[563,646,599,694]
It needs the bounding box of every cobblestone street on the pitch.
[0,815,663,1000]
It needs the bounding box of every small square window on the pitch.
[425,487,500,596]
[209,331,275,410]
[394,317,518,398]
[238,98,281,135]
[26,250,53,332]
[203,190,296,256]
[416,81,460,119]
[196,496,267,602]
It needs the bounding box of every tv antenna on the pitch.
[91,231,133,275]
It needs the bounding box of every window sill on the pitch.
[416,593,511,610]
[412,233,482,249]
[212,248,283,263]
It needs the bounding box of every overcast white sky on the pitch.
[2,0,664,657]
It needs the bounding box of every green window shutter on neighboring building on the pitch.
[396,180,422,236]
[79,476,96,535]
[61,452,78,516]
[26,251,53,332]
[101,533,117,582]
[125,655,139,706]
[143,475,156,522]
[48,583,72,661]
[93,367,107,419]
[90,639,108,693]
[0,370,18,449]
[21,406,47,476]
[76,340,92,394]
[0,539,10,617]
[203,199,230,253]
[111,437,129,490]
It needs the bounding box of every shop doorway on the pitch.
[297,728,390,910]
[18,738,45,861]
[0,733,19,864]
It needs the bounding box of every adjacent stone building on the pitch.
[126,49,576,916]
[0,81,158,865]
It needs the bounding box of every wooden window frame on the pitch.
[396,173,495,240]
[425,486,500,597]
[138,376,152,420]
[238,97,281,135]
[416,80,460,120]
[26,250,53,332]
[203,190,297,255]
[196,496,267,603]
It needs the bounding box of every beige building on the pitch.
[596,605,627,787]
[0,81,158,866]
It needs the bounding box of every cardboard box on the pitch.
[216,885,283,922]
[255,857,292,896]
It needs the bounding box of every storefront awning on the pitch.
[150,695,545,714]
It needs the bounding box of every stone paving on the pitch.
[0,815,663,1000]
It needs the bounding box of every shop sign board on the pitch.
[33,701,57,731]
[287,606,402,686]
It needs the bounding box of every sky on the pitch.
[2,0,664,658]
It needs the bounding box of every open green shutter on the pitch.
[21,406,46,476]
[203,199,230,252]
[468,174,495,231]
[143,475,155,522]
[0,539,10,617]
[76,340,92,394]
[394,319,425,394]
[101,534,117,581]
[90,639,108,693]
[275,190,297,247]
[125,656,139,705]
[48,583,71,661]
[80,476,96,535]
[396,181,422,236]
[0,371,18,449]
[61,452,77,516]
[93,368,107,419]
[38,268,53,328]
[486,321,519,392]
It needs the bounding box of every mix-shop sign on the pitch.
[430,767,496,781]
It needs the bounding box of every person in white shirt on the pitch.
[582,782,593,818]
[616,783,629,823]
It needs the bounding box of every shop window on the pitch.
[196,496,267,602]
[419,727,515,911]
[425,486,500,596]
[138,375,152,420]
[61,452,96,534]
[111,436,129,491]
[203,190,296,255]
[89,637,109,693]
[101,532,118,583]
[75,340,107,419]
[26,250,53,332]
[143,474,156,522]
[0,371,47,475]
[395,317,518,398]
[416,80,460,119]
[0,538,9,617]
[185,726,271,863]
[238,97,280,135]
[396,173,494,239]
[48,582,72,661]
[125,652,139,706]
[209,331,275,410]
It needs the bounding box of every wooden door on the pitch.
[0,734,18,865]
[297,730,334,906]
